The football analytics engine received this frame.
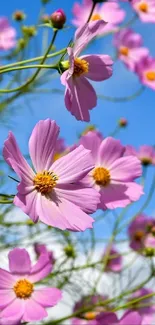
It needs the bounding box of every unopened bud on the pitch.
[13,10,26,21]
[50,9,66,29]
[143,247,155,257]
[41,0,51,4]
[118,118,128,127]
[64,245,76,258]
[17,38,27,50]
[22,25,37,37]
[41,14,50,24]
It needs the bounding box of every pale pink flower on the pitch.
[125,144,155,166]
[103,246,122,273]
[34,243,55,265]
[0,17,16,50]
[132,0,155,23]
[114,28,149,72]
[3,119,100,231]
[135,56,155,90]
[61,22,113,121]
[79,132,143,210]
[72,0,125,34]
[0,248,61,323]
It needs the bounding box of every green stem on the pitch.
[0,64,57,76]
[98,86,145,103]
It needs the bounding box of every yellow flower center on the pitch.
[13,279,34,299]
[93,167,110,186]
[33,171,58,194]
[84,312,96,320]
[134,230,145,241]
[140,157,152,166]
[119,46,129,56]
[91,13,102,21]
[145,71,155,81]
[73,58,89,77]
[138,2,148,12]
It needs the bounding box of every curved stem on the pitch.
[98,86,145,103]
[0,64,57,76]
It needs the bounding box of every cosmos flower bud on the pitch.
[41,14,50,23]
[17,38,27,50]
[64,245,76,258]
[13,10,26,21]
[118,118,128,127]
[50,9,66,29]
[22,25,37,37]
[143,247,155,257]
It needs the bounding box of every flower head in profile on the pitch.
[131,0,155,23]
[125,144,155,166]
[79,132,143,210]
[61,22,113,121]
[114,28,149,72]
[135,56,155,90]
[128,214,155,252]
[0,248,61,323]
[0,17,16,50]
[128,288,155,325]
[3,119,100,231]
[103,246,122,273]
[96,311,142,325]
[34,243,55,265]
[72,0,125,34]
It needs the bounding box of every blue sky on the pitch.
[0,0,155,238]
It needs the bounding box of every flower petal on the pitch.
[0,290,15,309]
[23,299,47,322]
[3,132,34,183]
[9,248,31,275]
[79,131,102,161]
[28,253,52,283]
[29,119,59,172]
[81,55,113,81]
[32,288,62,307]
[56,184,100,213]
[110,156,142,181]
[1,299,24,319]
[0,269,15,289]
[98,137,125,168]
[14,190,39,223]
[52,145,94,184]
[120,311,142,325]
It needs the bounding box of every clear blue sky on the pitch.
[0,0,155,238]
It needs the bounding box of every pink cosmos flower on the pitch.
[34,243,55,265]
[0,17,16,50]
[125,144,155,166]
[61,22,113,121]
[131,0,155,23]
[0,248,61,323]
[128,214,155,252]
[103,245,122,273]
[128,288,155,325]
[79,132,143,210]
[96,311,142,325]
[72,0,125,35]
[135,56,155,90]
[3,119,100,231]
[114,28,149,72]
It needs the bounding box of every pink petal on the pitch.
[3,132,34,184]
[29,119,59,172]
[32,288,62,307]
[110,156,142,181]
[9,248,31,275]
[0,269,15,289]
[52,145,94,184]
[1,299,24,319]
[0,316,21,325]
[23,299,47,322]
[81,55,113,81]
[0,290,15,308]
[96,312,118,324]
[28,253,52,283]
[120,311,142,325]
[79,131,102,161]
[56,184,100,213]
[64,76,97,121]
[98,137,125,168]
[14,190,39,223]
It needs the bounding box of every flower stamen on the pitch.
[134,230,145,241]
[73,58,89,77]
[145,71,155,81]
[119,46,129,56]
[138,2,148,12]
[91,13,102,21]
[14,279,33,299]
[93,167,110,186]
[33,171,58,194]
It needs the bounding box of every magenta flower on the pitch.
[114,28,149,72]
[103,245,122,273]
[0,17,16,50]
[135,56,155,90]
[0,248,61,323]
[128,288,155,325]
[72,0,125,34]
[96,311,142,325]
[132,0,155,23]
[61,22,113,121]
[79,132,143,210]
[3,119,100,231]
[128,214,155,252]
[125,144,155,166]
[34,243,55,265]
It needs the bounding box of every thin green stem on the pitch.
[0,64,57,76]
